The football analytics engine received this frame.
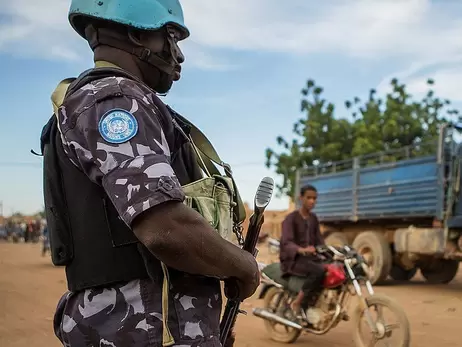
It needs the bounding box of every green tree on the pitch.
[346,78,459,162]
[265,79,353,197]
[266,78,460,198]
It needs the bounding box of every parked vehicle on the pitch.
[253,240,410,346]
[294,124,462,284]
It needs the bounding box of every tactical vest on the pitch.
[42,63,246,346]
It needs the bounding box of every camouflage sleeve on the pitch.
[57,77,185,227]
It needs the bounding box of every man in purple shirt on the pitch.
[280,184,326,313]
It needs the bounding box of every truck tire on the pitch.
[420,259,459,284]
[389,265,417,281]
[352,232,392,285]
[325,232,349,248]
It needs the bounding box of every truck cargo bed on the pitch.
[298,149,445,223]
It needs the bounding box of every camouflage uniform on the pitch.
[53,76,223,346]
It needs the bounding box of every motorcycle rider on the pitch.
[279,184,326,313]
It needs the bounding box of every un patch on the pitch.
[98,109,138,144]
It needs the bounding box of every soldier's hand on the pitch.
[226,253,260,300]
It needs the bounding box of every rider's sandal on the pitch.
[289,303,304,320]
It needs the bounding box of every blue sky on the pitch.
[1,0,462,216]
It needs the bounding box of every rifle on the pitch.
[219,176,275,345]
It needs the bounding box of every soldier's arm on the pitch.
[132,200,256,281]
[59,77,257,283]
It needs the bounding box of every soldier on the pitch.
[41,1,259,346]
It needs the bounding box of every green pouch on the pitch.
[182,175,236,241]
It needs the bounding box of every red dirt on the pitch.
[1,242,461,346]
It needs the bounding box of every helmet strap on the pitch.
[85,25,176,75]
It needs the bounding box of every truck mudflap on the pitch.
[394,226,462,260]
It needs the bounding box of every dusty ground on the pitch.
[1,242,461,347]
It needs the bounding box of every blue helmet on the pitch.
[68,0,189,40]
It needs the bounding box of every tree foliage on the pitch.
[266,78,460,198]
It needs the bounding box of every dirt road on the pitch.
[1,242,461,347]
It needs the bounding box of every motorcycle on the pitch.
[253,240,411,346]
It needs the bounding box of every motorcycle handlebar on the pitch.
[315,245,350,260]
[266,239,355,259]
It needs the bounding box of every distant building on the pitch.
[241,200,296,240]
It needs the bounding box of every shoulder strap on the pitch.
[39,115,57,154]
[167,107,246,223]
[66,67,142,98]
[37,64,144,157]
[51,78,76,115]
[51,64,142,114]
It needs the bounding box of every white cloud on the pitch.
[182,0,462,60]
[179,40,239,71]
[0,0,84,61]
[401,68,462,102]
[5,0,462,214]
[0,0,241,68]
[2,0,462,71]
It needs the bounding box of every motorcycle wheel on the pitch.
[263,287,301,344]
[351,293,410,347]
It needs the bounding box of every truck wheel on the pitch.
[352,232,392,285]
[420,259,459,284]
[389,265,417,281]
[325,232,349,248]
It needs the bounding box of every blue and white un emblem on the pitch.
[98,109,138,144]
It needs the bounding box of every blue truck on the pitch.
[295,124,462,285]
